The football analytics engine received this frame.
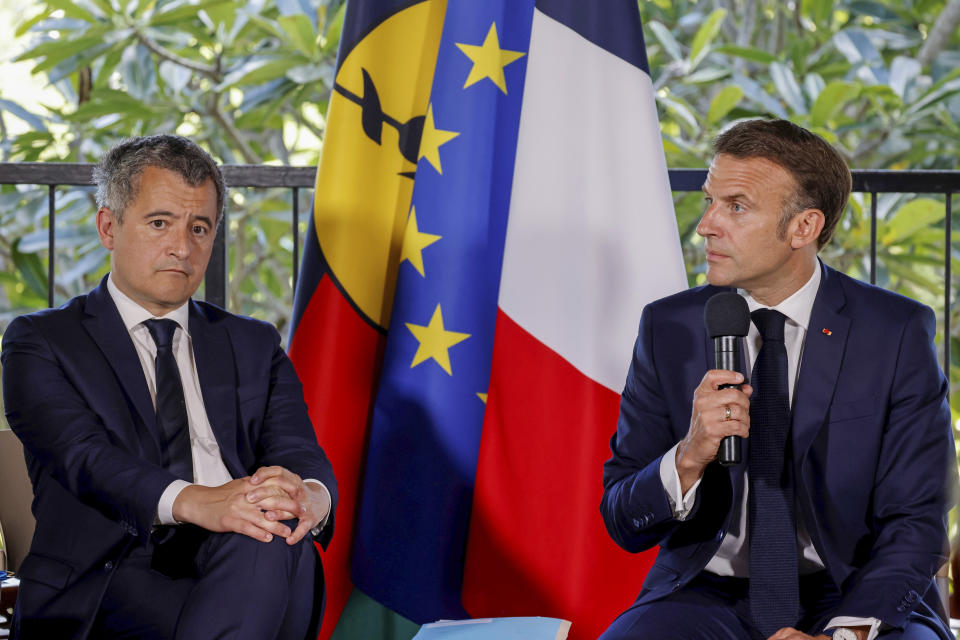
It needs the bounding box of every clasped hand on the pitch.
[172,465,331,545]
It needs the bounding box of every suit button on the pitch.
[906,590,918,603]
[673,582,681,591]
[632,518,641,529]
[104,561,114,571]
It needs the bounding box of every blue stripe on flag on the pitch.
[535,0,649,71]
[351,0,537,623]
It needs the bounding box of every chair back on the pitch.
[0,429,35,573]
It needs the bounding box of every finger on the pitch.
[249,465,284,484]
[263,509,299,521]
[701,369,745,390]
[223,516,280,543]
[251,466,303,496]
[286,517,314,546]
[250,494,305,516]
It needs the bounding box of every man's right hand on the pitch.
[675,369,752,493]
[171,478,304,543]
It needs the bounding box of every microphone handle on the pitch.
[714,335,743,466]
[717,382,741,466]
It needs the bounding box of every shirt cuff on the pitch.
[659,443,701,521]
[303,479,331,537]
[157,479,193,525]
[825,617,882,640]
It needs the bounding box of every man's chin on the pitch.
[704,269,734,288]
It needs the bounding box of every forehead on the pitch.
[703,154,796,199]
[128,165,218,217]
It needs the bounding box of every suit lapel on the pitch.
[81,277,161,459]
[189,303,243,478]
[792,263,850,469]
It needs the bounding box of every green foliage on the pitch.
[0,0,345,334]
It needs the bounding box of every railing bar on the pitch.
[870,191,877,285]
[292,186,300,295]
[946,192,953,385]
[48,185,55,308]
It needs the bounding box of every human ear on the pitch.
[790,209,825,249]
[96,207,118,250]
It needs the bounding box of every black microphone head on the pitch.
[704,292,750,338]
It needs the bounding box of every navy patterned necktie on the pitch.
[747,308,799,636]
[144,319,193,481]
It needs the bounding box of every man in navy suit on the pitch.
[599,120,954,640]
[1,135,337,639]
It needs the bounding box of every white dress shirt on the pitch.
[107,275,330,528]
[658,266,880,637]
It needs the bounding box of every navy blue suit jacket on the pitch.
[601,262,955,637]
[1,276,337,639]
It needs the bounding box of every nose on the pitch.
[696,203,719,238]
[168,225,191,259]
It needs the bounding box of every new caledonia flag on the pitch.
[287,1,687,639]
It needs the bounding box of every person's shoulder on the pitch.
[824,265,931,320]
[6,291,89,333]
[642,283,719,319]
[189,299,280,339]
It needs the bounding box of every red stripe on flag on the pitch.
[288,274,386,640]
[463,309,656,639]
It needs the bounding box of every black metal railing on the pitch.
[1,163,958,375]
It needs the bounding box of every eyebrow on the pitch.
[701,188,754,205]
[145,211,214,227]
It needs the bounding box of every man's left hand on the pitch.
[246,465,332,545]
[768,629,829,640]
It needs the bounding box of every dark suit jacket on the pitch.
[600,262,955,638]
[1,276,337,639]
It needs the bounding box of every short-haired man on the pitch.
[599,120,954,640]
[2,135,337,639]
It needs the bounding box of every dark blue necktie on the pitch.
[747,308,799,636]
[144,319,193,482]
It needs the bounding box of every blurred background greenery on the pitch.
[0,0,957,495]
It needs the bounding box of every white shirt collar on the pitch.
[107,273,190,335]
[739,261,821,330]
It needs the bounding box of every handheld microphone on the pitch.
[704,292,750,466]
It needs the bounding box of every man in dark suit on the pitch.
[1,135,337,639]
[599,120,954,640]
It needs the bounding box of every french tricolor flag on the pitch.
[290,1,687,638]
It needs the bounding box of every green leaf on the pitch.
[16,9,57,38]
[322,1,346,53]
[150,0,235,26]
[658,94,700,135]
[684,67,730,84]
[713,45,777,64]
[285,64,327,84]
[648,20,683,63]
[810,80,860,127]
[770,62,807,114]
[41,0,101,22]
[18,32,111,74]
[278,14,318,57]
[66,89,163,121]
[881,198,946,245]
[689,9,727,69]
[219,58,302,89]
[805,0,833,25]
[0,99,48,132]
[11,238,49,300]
[707,85,743,123]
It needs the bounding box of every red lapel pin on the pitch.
[822,328,832,336]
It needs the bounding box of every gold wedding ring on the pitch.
[723,405,732,421]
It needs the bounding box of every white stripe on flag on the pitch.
[499,8,687,392]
